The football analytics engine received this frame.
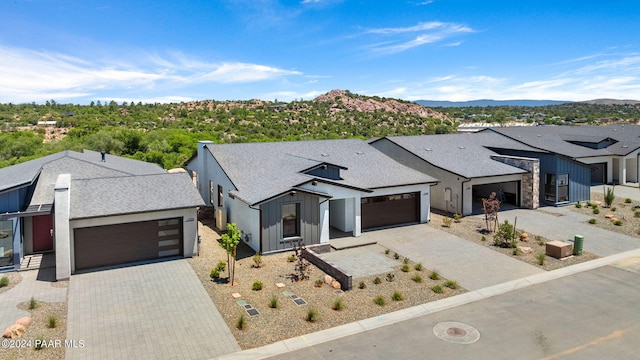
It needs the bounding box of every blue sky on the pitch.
[1,0,640,104]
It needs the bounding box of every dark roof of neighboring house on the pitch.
[0,150,165,194]
[70,172,205,219]
[486,124,640,158]
[378,132,546,179]
[206,139,438,205]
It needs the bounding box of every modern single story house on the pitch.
[187,139,438,253]
[486,124,640,186]
[0,150,204,280]
[370,132,545,215]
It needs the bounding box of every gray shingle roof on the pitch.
[207,139,438,205]
[382,132,545,178]
[69,173,204,219]
[488,124,640,158]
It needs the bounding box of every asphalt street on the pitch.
[267,263,640,360]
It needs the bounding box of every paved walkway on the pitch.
[362,224,544,291]
[66,259,240,360]
[0,267,68,331]
[592,183,640,201]
[493,208,640,257]
[317,244,398,278]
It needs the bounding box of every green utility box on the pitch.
[573,234,584,256]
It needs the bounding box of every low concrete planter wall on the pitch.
[303,244,352,290]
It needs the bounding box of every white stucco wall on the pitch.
[69,208,198,274]
[578,156,614,183]
[227,197,260,251]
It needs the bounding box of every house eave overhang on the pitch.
[251,187,333,207]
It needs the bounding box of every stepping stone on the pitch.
[235,300,248,306]
[275,283,285,288]
[290,294,299,300]
[282,291,294,297]
[231,293,242,299]
[246,308,260,317]
[243,304,253,310]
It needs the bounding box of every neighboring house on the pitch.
[370,132,545,215]
[0,150,204,280]
[187,139,437,254]
[486,124,640,186]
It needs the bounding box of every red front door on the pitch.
[32,214,54,252]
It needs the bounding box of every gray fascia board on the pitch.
[368,180,439,190]
[69,205,200,221]
[251,187,332,207]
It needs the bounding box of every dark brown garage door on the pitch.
[74,217,183,271]
[361,192,419,230]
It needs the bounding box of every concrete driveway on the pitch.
[360,225,544,291]
[66,259,240,360]
[493,207,640,257]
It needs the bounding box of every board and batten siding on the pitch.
[260,192,320,253]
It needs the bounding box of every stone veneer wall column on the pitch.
[490,155,540,209]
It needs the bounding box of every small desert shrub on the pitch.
[47,315,57,329]
[431,285,444,294]
[493,220,518,248]
[358,281,366,289]
[373,295,386,306]
[586,201,593,207]
[453,213,462,223]
[574,203,582,208]
[391,291,404,301]
[210,268,220,280]
[253,252,263,268]
[593,208,600,215]
[384,248,390,255]
[386,273,395,282]
[512,247,522,256]
[403,257,410,264]
[414,262,423,271]
[635,211,640,218]
[0,276,8,288]
[306,308,319,322]
[314,279,324,287]
[588,218,597,224]
[29,297,38,310]
[269,295,279,309]
[538,240,545,246]
[216,261,226,271]
[393,252,400,260]
[236,314,247,330]
[442,217,453,228]
[481,236,487,242]
[625,198,632,204]
[444,280,459,289]
[614,220,623,226]
[252,281,263,291]
[412,274,423,283]
[287,254,296,262]
[373,277,382,285]
[429,270,440,280]
[611,207,617,212]
[401,264,410,272]
[536,253,546,265]
[604,187,615,207]
[332,297,345,311]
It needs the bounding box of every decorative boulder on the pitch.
[605,214,614,219]
[2,324,26,339]
[15,317,32,327]
[517,246,533,254]
[519,233,529,241]
[331,280,342,289]
[324,275,334,285]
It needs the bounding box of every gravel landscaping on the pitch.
[189,219,465,350]
[429,211,600,270]
[570,192,640,238]
[0,271,22,295]
[1,298,68,360]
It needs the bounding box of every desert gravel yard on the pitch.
[571,192,640,238]
[189,219,465,350]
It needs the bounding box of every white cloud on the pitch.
[0,45,302,103]
[363,22,474,54]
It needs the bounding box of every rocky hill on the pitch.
[315,89,451,121]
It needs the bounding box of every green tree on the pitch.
[220,223,241,285]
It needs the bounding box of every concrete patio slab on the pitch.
[65,259,240,360]
[316,244,398,278]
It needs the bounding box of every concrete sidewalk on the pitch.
[218,248,640,360]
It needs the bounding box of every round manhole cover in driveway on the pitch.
[433,322,480,344]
